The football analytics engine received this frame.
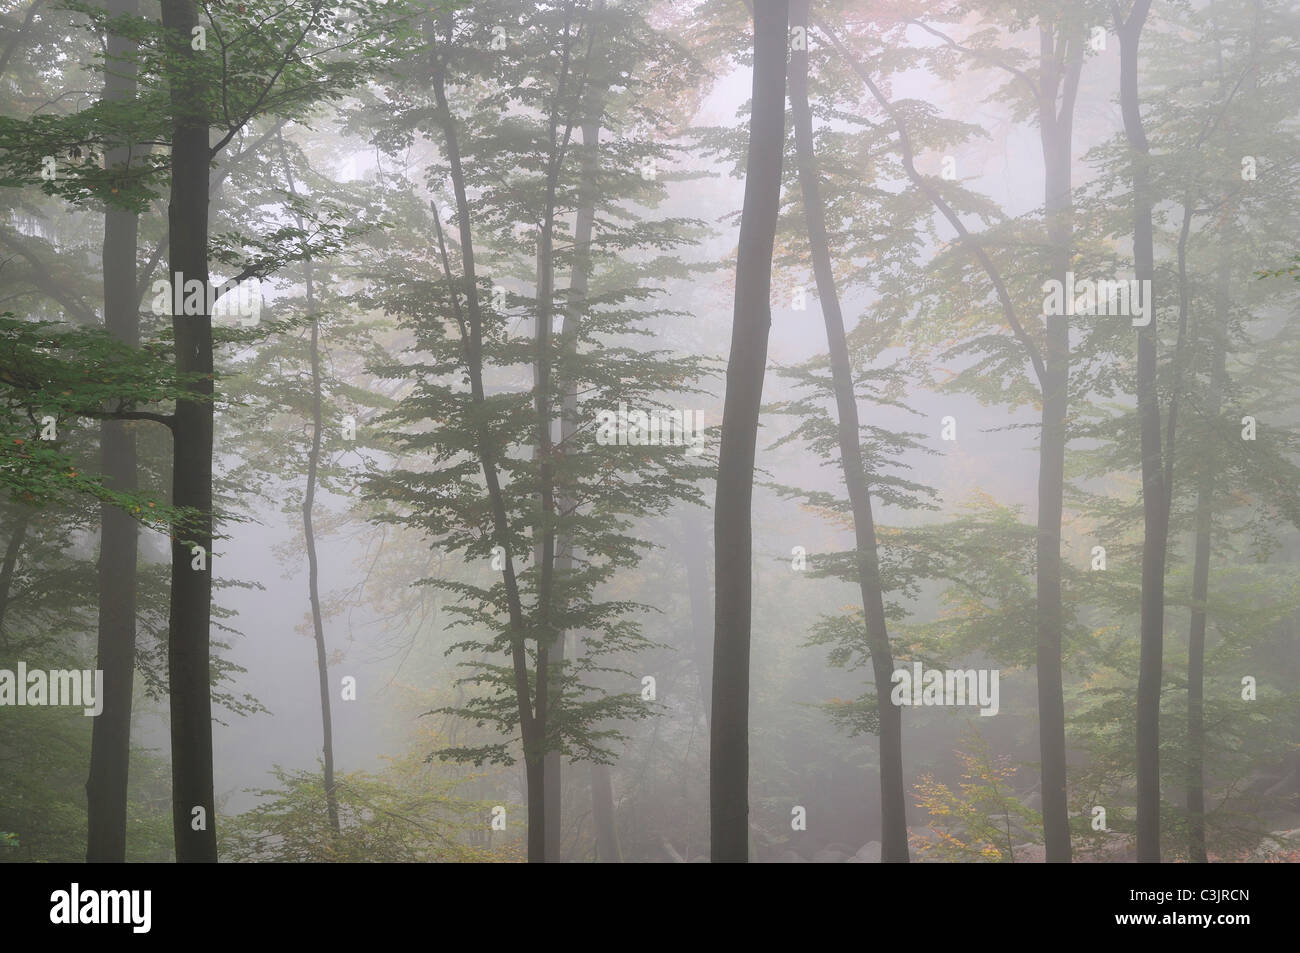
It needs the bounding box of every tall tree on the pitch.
[85,0,142,864]
[711,0,787,864]
[788,0,907,862]
[531,0,580,862]
[1113,0,1164,863]
[1031,14,1085,867]
[152,0,391,861]
[277,130,340,837]
[547,104,600,863]
[823,5,1088,860]
[1184,262,1227,863]
[158,0,218,862]
[362,0,709,863]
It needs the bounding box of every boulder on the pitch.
[846,841,881,863]
[812,846,851,863]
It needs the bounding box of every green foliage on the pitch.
[220,756,507,863]
[911,728,1044,862]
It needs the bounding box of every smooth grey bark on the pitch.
[711,0,788,864]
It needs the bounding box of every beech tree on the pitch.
[711,0,787,864]
[363,0,710,863]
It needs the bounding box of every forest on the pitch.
[0,0,1298,866]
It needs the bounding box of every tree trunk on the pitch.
[161,0,217,863]
[789,0,907,862]
[1186,262,1228,863]
[530,2,586,863]
[547,114,602,863]
[530,1,587,862]
[531,213,555,863]
[1116,0,1165,864]
[277,132,340,837]
[429,12,539,862]
[1035,26,1082,865]
[711,0,787,864]
[86,0,141,864]
[303,268,339,836]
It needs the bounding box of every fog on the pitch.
[2,0,1298,865]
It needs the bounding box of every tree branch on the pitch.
[907,18,1040,101]
[816,17,1047,387]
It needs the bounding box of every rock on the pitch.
[812,847,850,863]
[846,841,881,863]
[1252,829,1299,860]
[1011,842,1046,863]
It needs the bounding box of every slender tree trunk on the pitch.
[529,89,559,871]
[277,133,340,836]
[86,0,141,864]
[531,216,555,863]
[1184,5,1258,859]
[824,9,1088,862]
[429,13,539,862]
[279,133,340,832]
[1035,26,1082,865]
[1116,0,1165,863]
[303,271,339,835]
[535,205,558,861]
[789,0,906,862]
[547,113,602,863]
[160,0,217,863]
[1186,263,1228,863]
[711,0,787,863]
[530,2,584,863]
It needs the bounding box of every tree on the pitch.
[85,0,142,864]
[365,0,709,862]
[1113,0,1163,863]
[788,0,910,862]
[711,0,787,864]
